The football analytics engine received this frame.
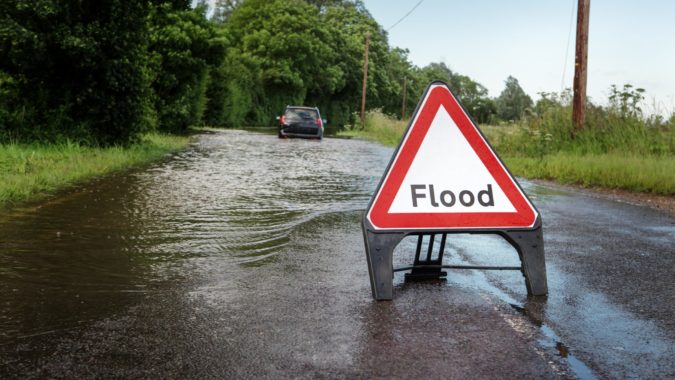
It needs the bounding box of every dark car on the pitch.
[277,106,325,139]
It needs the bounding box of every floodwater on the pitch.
[1,130,673,378]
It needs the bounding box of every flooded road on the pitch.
[1,130,673,378]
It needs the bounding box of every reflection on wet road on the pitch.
[1,130,673,378]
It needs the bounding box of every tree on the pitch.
[0,0,155,144]
[496,75,533,122]
[225,0,342,124]
[376,47,415,118]
[314,0,393,125]
[413,62,495,123]
[148,3,226,132]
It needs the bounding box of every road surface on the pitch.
[1,130,673,378]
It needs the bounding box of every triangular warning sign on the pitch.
[366,81,538,230]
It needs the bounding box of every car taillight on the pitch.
[316,118,323,128]
[280,115,285,124]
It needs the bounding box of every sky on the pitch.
[361,0,675,114]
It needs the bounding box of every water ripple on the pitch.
[124,131,388,261]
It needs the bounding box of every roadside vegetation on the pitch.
[2,0,426,204]
[2,0,463,144]
[0,134,188,205]
[342,86,675,195]
[1,0,671,202]
[339,110,408,147]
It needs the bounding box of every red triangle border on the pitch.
[367,84,537,230]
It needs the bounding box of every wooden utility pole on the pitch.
[401,77,407,120]
[572,0,590,131]
[360,33,370,126]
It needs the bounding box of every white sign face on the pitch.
[388,105,516,214]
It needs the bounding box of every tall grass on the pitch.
[338,110,408,147]
[0,133,189,205]
[503,153,675,194]
[487,106,674,157]
[485,105,674,194]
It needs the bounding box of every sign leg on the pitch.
[502,228,548,296]
[405,234,448,281]
[363,230,404,300]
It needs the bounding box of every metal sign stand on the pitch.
[362,220,547,300]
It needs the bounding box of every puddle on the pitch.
[0,131,392,341]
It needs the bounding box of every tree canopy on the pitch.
[496,75,533,122]
[0,0,531,145]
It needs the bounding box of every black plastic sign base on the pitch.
[362,220,548,300]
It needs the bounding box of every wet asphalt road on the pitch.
[0,130,673,379]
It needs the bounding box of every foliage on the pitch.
[492,87,674,158]
[0,0,155,145]
[608,83,645,118]
[149,3,226,132]
[4,0,671,198]
[412,62,496,123]
[2,0,667,189]
[495,75,532,122]
[486,85,674,193]
[222,0,344,125]
[211,0,432,128]
[533,89,572,116]
[339,109,407,146]
[0,0,228,142]
[0,0,499,141]
[316,0,391,126]
[345,85,674,195]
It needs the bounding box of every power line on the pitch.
[387,0,425,31]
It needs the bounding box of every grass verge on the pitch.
[0,133,190,206]
[502,153,675,195]
[341,110,674,195]
[338,110,408,147]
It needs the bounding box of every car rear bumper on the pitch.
[279,125,322,138]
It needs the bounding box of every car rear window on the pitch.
[285,108,318,121]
